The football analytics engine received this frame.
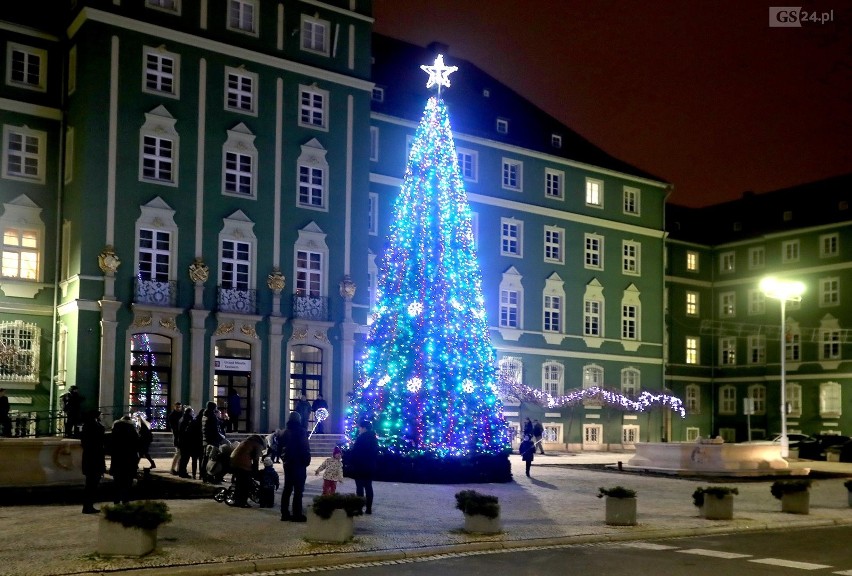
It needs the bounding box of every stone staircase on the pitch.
[149,432,346,459]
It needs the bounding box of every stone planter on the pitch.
[97,518,157,556]
[702,494,734,520]
[781,491,810,514]
[305,508,354,543]
[605,496,637,526]
[463,513,502,534]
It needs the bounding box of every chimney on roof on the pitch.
[427,41,449,56]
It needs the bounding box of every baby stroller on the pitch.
[213,473,260,507]
[205,440,238,483]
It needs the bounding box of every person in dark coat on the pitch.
[522,417,533,440]
[62,386,84,438]
[295,394,311,432]
[136,413,156,469]
[80,409,106,513]
[108,414,140,504]
[279,411,311,522]
[349,419,379,514]
[177,406,202,478]
[167,401,183,474]
[230,434,266,507]
[0,388,11,437]
[519,434,535,477]
[311,393,329,434]
[200,401,227,482]
[226,387,242,433]
[532,419,545,455]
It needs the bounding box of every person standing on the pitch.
[0,388,11,438]
[295,394,311,432]
[311,393,328,434]
[522,416,533,440]
[279,411,311,522]
[62,386,84,438]
[80,409,106,513]
[532,419,545,455]
[315,446,344,495]
[230,434,265,507]
[167,401,183,474]
[200,401,227,482]
[109,414,140,504]
[226,387,242,433]
[177,406,202,478]
[349,419,379,514]
[519,434,535,477]
[136,413,156,469]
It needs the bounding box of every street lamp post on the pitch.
[759,277,805,459]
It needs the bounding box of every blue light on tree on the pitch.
[346,56,512,482]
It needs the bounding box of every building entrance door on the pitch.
[128,333,172,430]
[289,345,323,430]
[214,339,251,432]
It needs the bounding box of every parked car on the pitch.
[797,434,851,461]
[742,433,814,449]
[824,439,852,463]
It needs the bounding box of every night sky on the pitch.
[374,1,852,208]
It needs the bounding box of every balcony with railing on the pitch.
[292,294,330,321]
[218,286,257,314]
[134,278,178,307]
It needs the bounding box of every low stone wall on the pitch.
[0,438,83,487]
[625,441,793,476]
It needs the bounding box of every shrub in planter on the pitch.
[770,479,811,499]
[597,486,636,499]
[455,489,500,519]
[311,493,365,519]
[102,500,172,530]
[692,486,738,508]
[692,486,737,520]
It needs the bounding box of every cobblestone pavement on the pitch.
[1,453,850,576]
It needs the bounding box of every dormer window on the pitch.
[551,134,562,148]
[371,87,384,102]
[496,118,508,134]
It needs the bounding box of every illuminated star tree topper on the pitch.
[420,54,458,94]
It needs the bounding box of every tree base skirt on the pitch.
[346,452,512,484]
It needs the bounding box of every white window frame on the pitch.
[585,178,603,208]
[787,382,802,417]
[500,218,522,257]
[368,192,378,236]
[720,251,735,273]
[686,426,701,441]
[686,336,699,365]
[584,233,603,270]
[748,384,767,415]
[621,367,639,396]
[748,334,765,365]
[819,382,841,418]
[820,233,839,258]
[719,385,736,415]
[225,67,258,115]
[782,239,800,263]
[686,250,698,272]
[786,322,801,362]
[623,186,640,215]
[685,384,700,414]
[300,14,330,55]
[221,123,258,198]
[298,84,328,130]
[217,211,257,294]
[820,277,839,307]
[719,336,736,365]
[142,45,180,98]
[371,87,384,102]
[0,195,44,283]
[0,320,40,382]
[748,289,765,315]
[138,106,179,186]
[621,284,640,342]
[622,240,640,276]
[551,133,562,148]
[369,127,379,162]
[499,267,523,332]
[543,225,563,264]
[820,322,841,361]
[296,138,329,211]
[6,42,47,92]
[3,125,46,184]
[749,246,765,269]
[496,118,509,134]
[545,168,564,200]
[135,197,178,284]
[542,273,564,335]
[583,280,604,339]
[542,361,563,397]
[457,147,478,182]
[293,222,329,298]
[583,364,604,389]
[622,424,640,445]
[146,0,181,15]
[501,158,522,191]
[686,291,699,316]
[720,291,736,317]
[227,0,258,36]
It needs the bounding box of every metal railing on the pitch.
[217,286,257,314]
[134,278,178,307]
[292,295,330,321]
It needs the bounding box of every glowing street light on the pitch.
[759,277,805,458]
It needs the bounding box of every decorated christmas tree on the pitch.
[345,55,512,483]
